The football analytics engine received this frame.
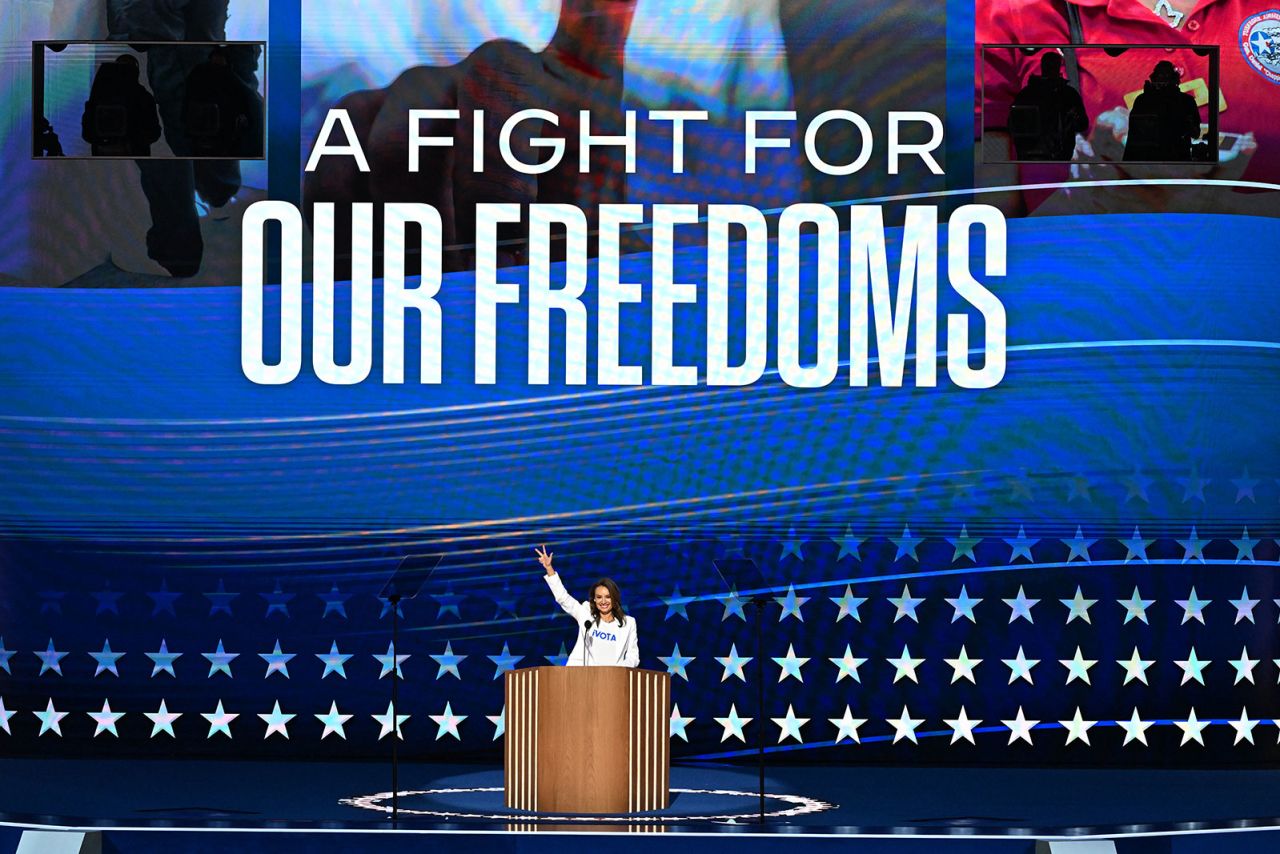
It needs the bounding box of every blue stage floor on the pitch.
[3,759,1280,851]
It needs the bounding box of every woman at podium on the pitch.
[536,545,639,667]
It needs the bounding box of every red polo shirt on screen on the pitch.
[977,0,1280,206]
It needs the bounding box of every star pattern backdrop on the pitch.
[1,463,1277,763]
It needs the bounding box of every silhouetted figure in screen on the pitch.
[1124,61,1200,162]
[184,46,263,157]
[81,54,162,156]
[1009,52,1088,160]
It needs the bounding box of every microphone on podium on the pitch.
[582,620,592,666]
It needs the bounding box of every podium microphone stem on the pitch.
[754,596,765,824]
[392,594,400,826]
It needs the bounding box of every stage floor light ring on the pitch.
[339,786,836,822]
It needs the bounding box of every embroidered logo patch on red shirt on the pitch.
[1240,10,1280,83]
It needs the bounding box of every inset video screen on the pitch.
[34,40,266,160]
[979,44,1223,164]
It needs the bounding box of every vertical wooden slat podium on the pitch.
[505,666,670,813]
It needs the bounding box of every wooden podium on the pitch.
[504,666,670,814]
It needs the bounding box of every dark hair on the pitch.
[114,53,140,79]
[1150,60,1180,85]
[589,577,626,627]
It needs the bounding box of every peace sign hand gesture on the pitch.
[535,545,555,576]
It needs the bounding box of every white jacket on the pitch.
[544,573,640,667]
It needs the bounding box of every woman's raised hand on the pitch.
[535,544,555,575]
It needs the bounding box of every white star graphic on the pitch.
[771,704,809,743]
[1232,528,1260,563]
[1175,647,1211,685]
[372,702,409,740]
[944,706,981,745]
[202,700,238,739]
[1230,587,1260,624]
[259,701,295,739]
[887,644,924,684]
[34,698,68,737]
[1118,587,1154,624]
[1117,647,1154,685]
[669,703,695,741]
[715,643,752,682]
[887,705,924,744]
[1002,707,1039,745]
[373,642,410,679]
[1059,646,1097,685]
[889,525,924,562]
[315,701,352,740]
[1175,708,1209,746]
[829,585,867,622]
[944,645,982,684]
[829,645,868,684]
[946,525,981,562]
[87,699,125,738]
[944,585,981,623]
[1003,646,1039,684]
[0,697,15,735]
[145,699,181,738]
[487,706,505,741]
[1177,526,1209,563]
[1229,646,1258,684]
[1004,525,1038,562]
[714,703,752,743]
[887,584,924,623]
[1061,527,1097,563]
[1119,526,1154,563]
[773,585,809,622]
[1059,707,1096,746]
[1118,708,1152,746]
[1174,587,1211,625]
[832,526,865,562]
[259,640,295,679]
[829,706,868,744]
[1230,707,1259,745]
[1060,586,1096,624]
[429,701,467,741]
[1003,586,1039,623]
[772,644,809,683]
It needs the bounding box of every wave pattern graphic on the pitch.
[0,211,1278,530]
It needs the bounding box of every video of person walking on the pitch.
[34,40,265,160]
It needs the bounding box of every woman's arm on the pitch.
[537,545,591,623]
[622,617,640,668]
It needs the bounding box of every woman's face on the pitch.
[593,584,613,619]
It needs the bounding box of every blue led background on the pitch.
[0,0,1277,768]
[1,214,1277,762]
